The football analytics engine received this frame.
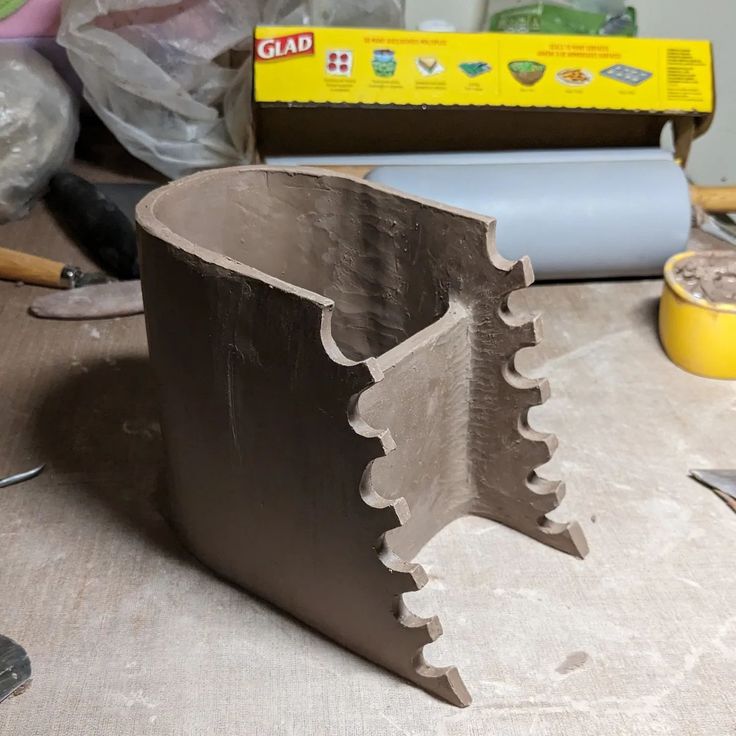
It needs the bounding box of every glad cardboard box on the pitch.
[255,30,316,61]
[253,26,714,160]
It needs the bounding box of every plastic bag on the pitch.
[488,1,637,36]
[57,0,261,179]
[570,0,627,13]
[264,0,404,27]
[57,0,405,180]
[0,45,79,223]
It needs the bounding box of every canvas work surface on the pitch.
[0,190,734,733]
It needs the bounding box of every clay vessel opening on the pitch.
[150,168,449,362]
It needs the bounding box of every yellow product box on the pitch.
[255,26,712,112]
[253,26,714,157]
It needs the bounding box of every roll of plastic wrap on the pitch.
[366,155,691,280]
[269,147,672,167]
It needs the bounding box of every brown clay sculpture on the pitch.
[136,167,588,707]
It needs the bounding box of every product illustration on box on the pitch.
[326,49,352,76]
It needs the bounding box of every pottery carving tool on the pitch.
[28,177,154,320]
[690,470,736,513]
[689,186,736,214]
[274,148,736,279]
[0,246,110,289]
[0,635,31,703]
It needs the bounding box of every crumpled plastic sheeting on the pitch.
[58,0,260,179]
[0,45,78,223]
[264,0,404,27]
[57,0,404,179]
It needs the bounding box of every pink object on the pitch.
[0,0,61,39]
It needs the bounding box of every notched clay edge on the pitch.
[314,303,472,707]
[310,227,586,709]
[497,295,589,561]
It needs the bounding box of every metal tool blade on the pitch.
[0,464,44,489]
[29,280,143,320]
[690,470,736,500]
[60,265,113,289]
[76,271,114,288]
[0,635,31,703]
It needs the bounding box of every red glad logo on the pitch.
[256,32,315,61]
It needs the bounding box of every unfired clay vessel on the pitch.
[136,167,588,707]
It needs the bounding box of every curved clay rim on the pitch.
[663,250,736,315]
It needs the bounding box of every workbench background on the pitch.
[1,153,735,735]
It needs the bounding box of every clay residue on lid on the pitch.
[674,251,736,305]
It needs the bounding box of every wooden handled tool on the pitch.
[0,246,109,289]
[689,186,736,214]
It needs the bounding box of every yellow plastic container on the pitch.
[659,251,736,379]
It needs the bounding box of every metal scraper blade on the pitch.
[0,635,31,703]
[690,470,736,500]
[29,280,143,320]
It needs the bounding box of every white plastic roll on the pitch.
[366,156,692,280]
[268,147,672,167]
